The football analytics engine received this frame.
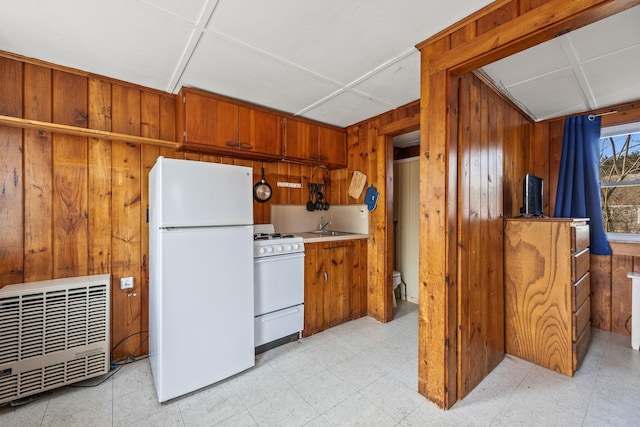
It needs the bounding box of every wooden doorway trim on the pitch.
[416,0,639,409]
[375,111,420,323]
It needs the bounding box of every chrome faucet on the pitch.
[319,216,332,231]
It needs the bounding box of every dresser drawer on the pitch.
[572,272,590,312]
[572,225,590,253]
[573,323,591,373]
[572,248,590,282]
[573,296,591,341]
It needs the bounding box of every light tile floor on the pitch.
[1,301,639,426]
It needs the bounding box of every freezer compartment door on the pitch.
[151,225,254,402]
[150,157,253,227]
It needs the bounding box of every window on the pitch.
[599,122,640,235]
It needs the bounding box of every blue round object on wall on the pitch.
[365,185,379,211]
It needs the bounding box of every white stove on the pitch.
[253,231,304,259]
[253,224,305,349]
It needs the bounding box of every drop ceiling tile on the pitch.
[352,51,420,107]
[0,0,194,91]
[138,0,210,23]
[481,39,571,87]
[177,31,343,114]
[208,0,494,84]
[568,5,640,62]
[300,90,393,127]
[581,45,640,108]
[506,69,589,121]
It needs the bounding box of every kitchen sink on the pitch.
[309,230,353,236]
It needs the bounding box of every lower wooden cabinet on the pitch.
[303,240,367,337]
[504,218,591,376]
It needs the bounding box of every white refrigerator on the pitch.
[149,157,255,403]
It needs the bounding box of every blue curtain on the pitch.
[554,114,611,255]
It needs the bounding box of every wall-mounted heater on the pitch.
[0,274,110,405]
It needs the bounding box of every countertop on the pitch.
[295,232,369,243]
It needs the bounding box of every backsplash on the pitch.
[270,204,369,235]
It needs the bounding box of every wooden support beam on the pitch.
[377,114,420,136]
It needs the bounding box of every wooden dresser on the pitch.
[504,218,591,376]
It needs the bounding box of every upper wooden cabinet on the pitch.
[177,88,282,159]
[176,87,347,168]
[283,117,347,168]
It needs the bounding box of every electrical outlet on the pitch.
[120,276,134,290]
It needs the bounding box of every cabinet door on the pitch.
[282,117,318,161]
[238,107,282,156]
[318,126,347,168]
[183,91,239,149]
[323,243,350,327]
[350,240,368,319]
[303,243,323,337]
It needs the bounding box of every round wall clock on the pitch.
[253,167,272,203]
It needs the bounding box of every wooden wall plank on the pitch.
[590,254,612,330]
[0,57,24,286]
[52,70,89,279]
[23,63,53,282]
[87,78,112,276]
[140,91,162,356]
[611,254,633,334]
[111,84,143,357]
[457,74,472,395]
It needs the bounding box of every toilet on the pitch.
[392,270,402,308]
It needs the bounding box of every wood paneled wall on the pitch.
[0,53,357,360]
[457,73,533,397]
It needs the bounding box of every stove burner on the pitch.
[253,233,296,241]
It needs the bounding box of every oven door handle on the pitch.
[254,252,305,263]
[259,306,302,322]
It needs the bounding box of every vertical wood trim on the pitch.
[23,63,53,282]
[419,39,458,407]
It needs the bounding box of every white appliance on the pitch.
[0,274,110,405]
[149,157,255,403]
[253,224,304,348]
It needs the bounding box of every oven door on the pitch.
[254,252,304,316]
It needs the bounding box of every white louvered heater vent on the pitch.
[0,274,110,405]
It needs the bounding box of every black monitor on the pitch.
[520,173,543,217]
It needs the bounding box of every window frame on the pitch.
[599,122,640,241]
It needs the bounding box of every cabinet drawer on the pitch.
[573,323,591,373]
[572,225,590,253]
[572,248,590,282]
[573,296,591,341]
[572,272,590,312]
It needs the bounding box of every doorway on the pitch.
[392,130,420,304]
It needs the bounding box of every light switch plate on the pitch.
[120,277,134,289]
